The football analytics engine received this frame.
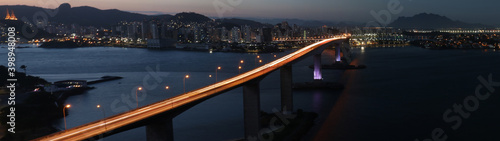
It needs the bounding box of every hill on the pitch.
[244,18,339,27]
[216,18,270,28]
[0,3,172,27]
[169,12,212,24]
[388,13,491,29]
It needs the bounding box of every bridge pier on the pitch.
[313,54,323,80]
[243,80,261,139]
[341,42,352,64]
[335,44,341,62]
[146,116,174,141]
[280,65,293,114]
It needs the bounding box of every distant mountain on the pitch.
[243,18,340,27]
[388,13,491,29]
[0,3,172,27]
[215,22,239,29]
[336,21,365,27]
[127,11,170,16]
[149,14,174,22]
[169,12,212,24]
[301,20,337,27]
[1,3,365,29]
[216,18,271,28]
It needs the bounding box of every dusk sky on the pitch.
[4,0,500,25]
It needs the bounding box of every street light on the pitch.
[97,105,107,130]
[165,85,170,98]
[136,87,142,108]
[216,66,221,82]
[183,75,189,93]
[63,104,71,131]
[255,56,260,67]
[165,86,173,108]
[239,60,244,74]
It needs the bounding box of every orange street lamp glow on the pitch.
[96,104,107,130]
[63,104,71,130]
[255,56,261,67]
[136,87,142,108]
[165,85,173,108]
[239,60,244,74]
[216,67,222,82]
[183,75,189,93]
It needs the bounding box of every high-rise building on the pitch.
[242,25,252,43]
[262,28,273,43]
[221,27,229,42]
[151,23,158,39]
[231,27,241,43]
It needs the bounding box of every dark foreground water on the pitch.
[1,46,499,141]
[325,47,500,141]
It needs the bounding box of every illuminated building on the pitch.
[4,8,17,20]
[54,80,88,88]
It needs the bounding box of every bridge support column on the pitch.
[146,116,174,141]
[280,65,293,114]
[335,45,341,62]
[243,80,261,139]
[313,54,323,80]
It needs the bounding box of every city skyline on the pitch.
[2,0,500,26]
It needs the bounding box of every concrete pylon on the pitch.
[340,42,352,64]
[335,44,341,62]
[313,54,323,80]
[146,116,174,141]
[280,65,293,114]
[243,80,261,139]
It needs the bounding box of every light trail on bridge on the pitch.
[33,36,348,141]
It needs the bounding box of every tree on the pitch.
[20,65,27,75]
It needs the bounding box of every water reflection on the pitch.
[312,91,323,113]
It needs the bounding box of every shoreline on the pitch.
[6,45,292,54]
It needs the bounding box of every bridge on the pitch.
[34,36,351,141]
[273,34,349,42]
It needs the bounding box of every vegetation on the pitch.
[0,66,49,95]
[0,92,60,141]
[0,66,60,140]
